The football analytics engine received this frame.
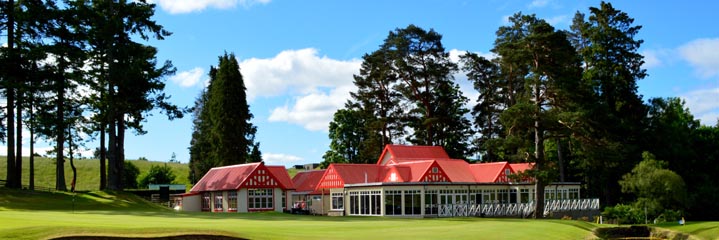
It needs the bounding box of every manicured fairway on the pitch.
[658,221,719,240]
[0,188,601,240]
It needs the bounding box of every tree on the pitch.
[568,1,648,206]
[492,13,582,218]
[321,108,379,167]
[78,0,183,191]
[460,53,504,161]
[139,164,176,188]
[169,152,177,163]
[189,53,258,181]
[123,161,140,189]
[381,25,473,159]
[206,53,257,166]
[619,152,686,218]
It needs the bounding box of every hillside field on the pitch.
[0,156,190,191]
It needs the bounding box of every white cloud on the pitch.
[642,49,663,69]
[263,152,304,166]
[241,48,362,100]
[681,87,719,126]
[268,85,355,132]
[528,0,549,8]
[679,38,719,79]
[546,15,570,26]
[170,67,205,87]
[149,0,270,14]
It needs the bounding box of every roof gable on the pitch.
[318,164,384,189]
[266,166,295,189]
[190,162,293,192]
[470,162,512,183]
[190,163,261,192]
[382,165,411,183]
[435,159,476,182]
[377,145,450,165]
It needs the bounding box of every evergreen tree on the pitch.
[188,89,212,183]
[492,13,582,218]
[381,25,473,159]
[460,53,504,161]
[206,53,257,166]
[321,108,378,167]
[569,1,648,206]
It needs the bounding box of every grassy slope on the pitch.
[0,156,190,191]
[657,222,719,240]
[0,188,600,240]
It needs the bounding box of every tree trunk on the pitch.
[117,114,126,190]
[100,123,106,190]
[557,138,565,182]
[107,111,118,190]
[69,128,77,192]
[29,95,35,190]
[16,86,23,187]
[55,58,67,191]
[5,0,17,189]
[533,81,545,219]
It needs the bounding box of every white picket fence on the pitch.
[438,198,600,217]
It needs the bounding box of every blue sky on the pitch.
[4,0,719,167]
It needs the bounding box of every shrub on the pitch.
[603,204,643,225]
[139,164,176,188]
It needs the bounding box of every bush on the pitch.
[603,204,643,225]
[123,161,140,189]
[139,164,176,188]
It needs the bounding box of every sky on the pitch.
[3,0,719,168]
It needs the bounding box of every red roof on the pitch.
[510,163,534,173]
[436,159,477,182]
[377,145,450,165]
[267,166,296,189]
[190,162,292,192]
[470,162,512,183]
[292,170,325,194]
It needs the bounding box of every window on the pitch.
[385,190,402,215]
[497,189,509,203]
[202,192,211,211]
[348,191,380,216]
[214,192,224,211]
[483,189,496,204]
[248,188,273,210]
[520,189,530,203]
[425,190,438,215]
[404,190,421,215]
[432,167,438,173]
[331,192,344,210]
[509,189,517,203]
[569,188,579,199]
[228,191,238,211]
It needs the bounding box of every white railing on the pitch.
[438,198,600,217]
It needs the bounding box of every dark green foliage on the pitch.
[594,226,650,238]
[321,109,379,167]
[568,1,648,206]
[188,53,258,181]
[460,53,504,161]
[139,164,176,188]
[619,152,687,218]
[123,161,140,189]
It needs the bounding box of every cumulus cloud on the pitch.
[268,85,355,132]
[241,48,361,100]
[170,67,205,87]
[679,38,719,79]
[148,0,270,14]
[681,87,719,126]
[263,152,304,166]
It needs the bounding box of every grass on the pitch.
[0,156,190,191]
[656,221,719,240]
[0,187,602,240]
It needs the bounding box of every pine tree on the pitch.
[206,53,257,166]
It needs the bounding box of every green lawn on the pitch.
[657,221,719,240]
[0,188,602,240]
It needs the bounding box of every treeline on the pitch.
[322,2,719,220]
[1,1,183,191]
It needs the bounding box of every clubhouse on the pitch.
[181,145,584,217]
